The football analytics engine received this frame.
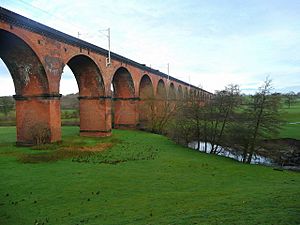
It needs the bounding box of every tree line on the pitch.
[141,78,284,164]
[0,80,297,163]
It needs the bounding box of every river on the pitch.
[188,141,274,166]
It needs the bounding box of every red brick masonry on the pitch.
[0,7,212,145]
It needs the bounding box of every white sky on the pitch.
[0,0,300,95]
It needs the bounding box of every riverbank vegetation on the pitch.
[0,79,299,166]
[140,79,300,167]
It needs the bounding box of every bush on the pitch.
[29,123,51,145]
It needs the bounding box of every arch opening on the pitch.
[178,85,183,99]
[190,89,195,98]
[157,79,166,99]
[112,67,135,98]
[60,54,108,136]
[0,29,52,145]
[0,58,16,128]
[201,91,204,101]
[138,75,154,128]
[60,64,79,127]
[0,29,49,96]
[168,83,176,100]
[184,87,188,99]
[111,67,137,128]
[63,55,105,97]
[139,75,154,99]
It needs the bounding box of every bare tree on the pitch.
[207,84,241,154]
[228,78,282,163]
[245,78,282,163]
[139,89,178,134]
[169,106,195,146]
[168,91,211,151]
[166,79,283,164]
[185,94,209,151]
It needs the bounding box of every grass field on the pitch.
[281,98,300,123]
[0,126,299,225]
[280,98,300,139]
[279,124,300,139]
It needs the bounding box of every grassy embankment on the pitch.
[0,126,299,225]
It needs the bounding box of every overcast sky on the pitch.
[0,0,300,95]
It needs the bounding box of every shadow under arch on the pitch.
[138,74,154,129]
[139,74,154,99]
[178,85,183,99]
[0,29,55,145]
[184,87,188,99]
[154,79,169,131]
[0,29,49,95]
[156,79,166,99]
[111,67,137,128]
[60,54,111,137]
[62,54,105,96]
[169,82,176,100]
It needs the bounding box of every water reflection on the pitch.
[188,141,273,166]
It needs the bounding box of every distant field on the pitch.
[0,109,79,126]
[279,98,300,139]
[0,126,299,225]
[281,98,300,122]
[61,109,78,114]
[279,124,300,139]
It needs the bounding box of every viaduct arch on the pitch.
[138,74,154,128]
[0,7,212,145]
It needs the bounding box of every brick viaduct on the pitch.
[0,7,212,145]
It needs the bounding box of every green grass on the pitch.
[281,98,300,123]
[62,109,78,114]
[279,124,300,139]
[279,98,300,139]
[61,118,79,121]
[0,127,299,225]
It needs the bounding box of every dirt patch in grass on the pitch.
[0,151,21,157]
[18,143,114,164]
[63,143,113,152]
[16,136,158,165]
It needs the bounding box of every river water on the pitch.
[188,141,274,166]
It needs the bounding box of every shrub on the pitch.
[29,123,51,145]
